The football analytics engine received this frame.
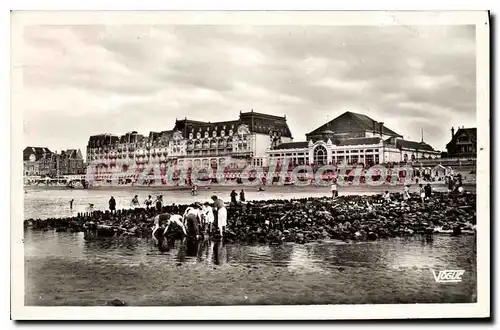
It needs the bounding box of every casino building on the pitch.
[266,111,441,166]
[86,110,292,175]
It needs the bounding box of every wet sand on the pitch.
[25,255,476,306]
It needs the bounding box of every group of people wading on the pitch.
[152,195,227,246]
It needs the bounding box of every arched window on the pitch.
[313,145,327,165]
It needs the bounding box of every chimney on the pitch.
[379,122,384,137]
[451,126,455,139]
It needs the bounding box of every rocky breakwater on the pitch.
[24,192,476,244]
[224,192,476,244]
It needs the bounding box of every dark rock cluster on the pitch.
[24,191,476,244]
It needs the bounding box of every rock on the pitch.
[107,299,127,306]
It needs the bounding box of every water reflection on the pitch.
[213,240,227,266]
[24,230,476,277]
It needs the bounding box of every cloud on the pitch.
[20,24,476,155]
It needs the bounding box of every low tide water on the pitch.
[24,230,477,306]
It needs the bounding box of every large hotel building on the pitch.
[86,110,440,175]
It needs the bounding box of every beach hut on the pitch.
[433,164,447,178]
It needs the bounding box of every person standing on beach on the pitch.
[202,202,215,235]
[155,195,163,212]
[230,190,238,205]
[240,190,246,203]
[419,184,425,203]
[447,176,455,193]
[69,199,74,210]
[330,179,338,198]
[424,183,432,199]
[109,196,116,214]
[144,195,153,209]
[403,185,411,204]
[211,195,227,237]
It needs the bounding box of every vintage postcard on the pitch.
[11,10,490,320]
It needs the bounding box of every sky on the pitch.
[22,24,476,155]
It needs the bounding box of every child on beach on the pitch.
[130,195,140,209]
[383,191,391,203]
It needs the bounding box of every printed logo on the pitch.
[431,269,465,283]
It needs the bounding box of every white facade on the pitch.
[267,138,441,166]
[87,124,280,174]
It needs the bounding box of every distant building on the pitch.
[23,147,52,176]
[58,149,85,175]
[86,110,293,176]
[267,111,441,166]
[23,146,85,177]
[445,126,477,158]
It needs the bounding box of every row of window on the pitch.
[268,149,380,158]
[189,130,237,139]
[90,136,248,153]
